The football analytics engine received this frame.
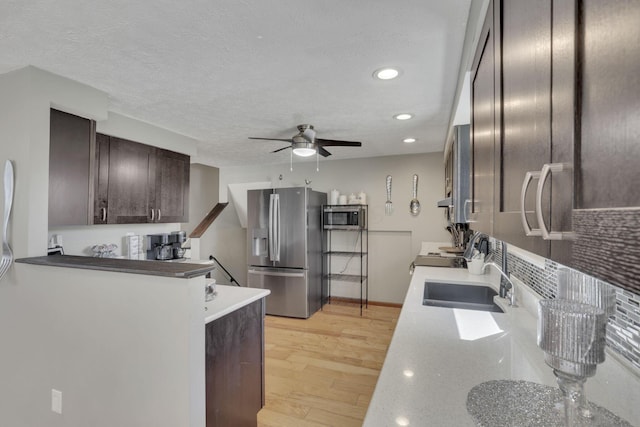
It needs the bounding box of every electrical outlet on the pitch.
[51,389,62,414]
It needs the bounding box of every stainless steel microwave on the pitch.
[323,205,366,229]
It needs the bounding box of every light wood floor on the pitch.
[257,302,401,427]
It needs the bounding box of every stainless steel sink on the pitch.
[423,281,504,313]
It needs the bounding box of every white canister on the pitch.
[338,194,347,205]
[467,254,485,275]
[348,193,358,204]
[329,189,340,205]
[358,191,367,205]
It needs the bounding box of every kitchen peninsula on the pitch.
[11,255,268,427]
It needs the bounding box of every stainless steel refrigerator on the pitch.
[247,187,326,318]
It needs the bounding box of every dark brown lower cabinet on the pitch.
[205,299,265,427]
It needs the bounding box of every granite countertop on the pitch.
[204,284,270,324]
[363,266,640,426]
[16,255,216,278]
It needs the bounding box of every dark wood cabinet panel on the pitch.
[492,0,551,256]
[154,148,190,223]
[105,136,155,224]
[570,0,640,293]
[578,0,640,209]
[470,1,497,235]
[48,109,95,226]
[205,300,264,427]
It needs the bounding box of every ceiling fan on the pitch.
[249,124,362,157]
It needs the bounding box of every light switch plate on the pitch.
[51,389,62,414]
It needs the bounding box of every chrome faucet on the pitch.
[482,258,517,307]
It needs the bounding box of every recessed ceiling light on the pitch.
[373,67,400,80]
[394,113,413,121]
[403,138,417,143]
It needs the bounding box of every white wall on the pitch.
[48,223,182,257]
[211,153,450,303]
[183,164,220,261]
[96,111,198,157]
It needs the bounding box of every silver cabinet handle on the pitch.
[157,209,161,221]
[535,163,575,241]
[101,207,107,222]
[150,209,155,221]
[520,171,542,236]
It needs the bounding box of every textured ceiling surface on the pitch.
[0,0,471,167]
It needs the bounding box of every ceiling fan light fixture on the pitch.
[394,113,413,121]
[292,141,317,157]
[373,67,401,80]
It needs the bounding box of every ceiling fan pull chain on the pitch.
[290,149,293,172]
[316,150,319,172]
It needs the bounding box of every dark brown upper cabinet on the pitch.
[49,109,96,226]
[469,0,498,235]
[469,0,640,293]
[492,0,552,258]
[94,133,190,224]
[96,135,156,224]
[48,110,190,226]
[555,0,640,293]
[154,148,190,223]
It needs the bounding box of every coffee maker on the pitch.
[146,231,187,261]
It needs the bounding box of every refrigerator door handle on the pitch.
[248,269,305,278]
[274,193,281,262]
[268,193,275,261]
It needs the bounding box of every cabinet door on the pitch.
[205,299,264,427]
[106,137,155,224]
[469,0,497,235]
[568,0,640,293]
[48,109,95,226]
[493,0,551,256]
[153,148,190,223]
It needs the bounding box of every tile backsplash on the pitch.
[490,239,640,373]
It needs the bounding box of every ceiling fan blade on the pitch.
[272,146,292,153]
[248,137,293,143]
[318,146,332,157]
[316,138,362,147]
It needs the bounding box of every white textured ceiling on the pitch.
[1,0,471,167]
